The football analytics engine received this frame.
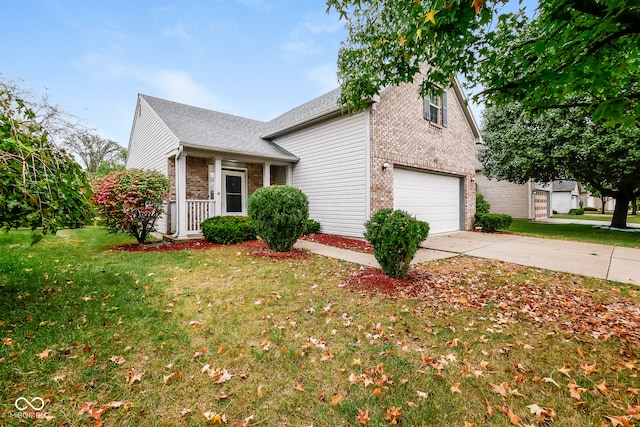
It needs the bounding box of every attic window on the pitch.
[423,91,448,127]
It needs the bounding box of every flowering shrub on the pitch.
[93,169,169,244]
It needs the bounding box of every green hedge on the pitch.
[303,219,321,235]
[364,209,429,279]
[248,185,309,252]
[583,207,598,212]
[568,208,585,215]
[474,213,513,233]
[201,216,256,244]
[476,193,491,214]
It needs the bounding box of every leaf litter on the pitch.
[343,257,640,345]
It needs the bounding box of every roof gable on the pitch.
[139,94,298,161]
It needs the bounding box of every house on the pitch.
[475,147,550,220]
[551,180,586,213]
[126,76,480,239]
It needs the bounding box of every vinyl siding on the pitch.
[126,97,179,233]
[272,113,369,237]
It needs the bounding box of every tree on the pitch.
[92,169,170,244]
[64,129,122,177]
[327,0,640,125]
[479,102,640,229]
[1,83,92,243]
[94,148,127,178]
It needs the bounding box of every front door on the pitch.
[222,169,247,216]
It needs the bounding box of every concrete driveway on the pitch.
[421,232,640,285]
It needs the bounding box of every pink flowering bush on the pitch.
[92,169,169,244]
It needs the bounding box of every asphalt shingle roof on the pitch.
[140,95,298,161]
[140,89,344,162]
[552,180,578,192]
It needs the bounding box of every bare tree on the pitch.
[64,129,121,175]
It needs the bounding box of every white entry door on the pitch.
[222,169,247,216]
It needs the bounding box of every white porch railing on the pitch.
[186,199,216,233]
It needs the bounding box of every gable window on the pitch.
[423,91,448,127]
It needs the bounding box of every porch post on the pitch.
[263,162,271,187]
[213,159,222,216]
[286,164,293,185]
[176,154,188,239]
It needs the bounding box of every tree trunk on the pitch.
[610,197,630,229]
[601,196,607,214]
[632,198,637,216]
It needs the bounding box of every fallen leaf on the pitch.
[257,384,265,398]
[163,372,180,385]
[385,406,402,425]
[372,388,384,396]
[294,382,305,392]
[596,380,610,395]
[331,394,343,405]
[416,390,430,399]
[37,348,52,359]
[500,405,522,426]
[358,408,370,425]
[126,368,145,385]
[451,382,461,393]
[605,415,634,427]
[188,320,202,327]
[109,355,126,365]
[581,362,598,375]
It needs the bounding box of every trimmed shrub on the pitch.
[93,169,169,244]
[584,207,598,212]
[364,209,430,279]
[247,185,309,252]
[474,213,513,233]
[476,193,491,214]
[201,216,256,244]
[568,208,585,215]
[303,219,321,235]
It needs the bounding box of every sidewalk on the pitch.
[295,232,640,286]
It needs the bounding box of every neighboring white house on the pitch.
[551,180,582,213]
[126,76,480,238]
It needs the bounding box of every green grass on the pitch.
[509,220,640,248]
[1,228,639,426]
[552,213,640,224]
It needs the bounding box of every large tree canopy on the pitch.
[327,0,640,125]
[0,83,91,243]
[479,102,640,228]
[64,129,122,177]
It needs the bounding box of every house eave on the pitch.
[261,107,343,140]
[178,142,299,163]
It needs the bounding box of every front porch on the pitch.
[167,149,292,238]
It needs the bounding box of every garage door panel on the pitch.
[393,168,461,234]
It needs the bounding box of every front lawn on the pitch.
[552,214,640,225]
[509,220,640,248]
[1,228,639,426]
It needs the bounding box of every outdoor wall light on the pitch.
[382,162,390,171]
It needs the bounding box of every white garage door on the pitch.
[393,168,462,234]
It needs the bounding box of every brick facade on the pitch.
[247,164,263,196]
[369,79,477,230]
[186,157,209,200]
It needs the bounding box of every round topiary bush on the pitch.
[201,216,256,244]
[364,208,430,279]
[247,185,309,252]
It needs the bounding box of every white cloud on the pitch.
[306,63,339,93]
[281,12,342,58]
[79,51,222,109]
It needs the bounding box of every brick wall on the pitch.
[186,156,208,200]
[370,79,477,230]
[247,164,263,196]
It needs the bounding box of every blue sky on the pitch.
[5,1,537,148]
[4,1,347,146]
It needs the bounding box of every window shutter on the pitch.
[423,94,430,120]
[442,91,448,127]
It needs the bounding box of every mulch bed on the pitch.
[301,233,374,254]
[114,239,310,260]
